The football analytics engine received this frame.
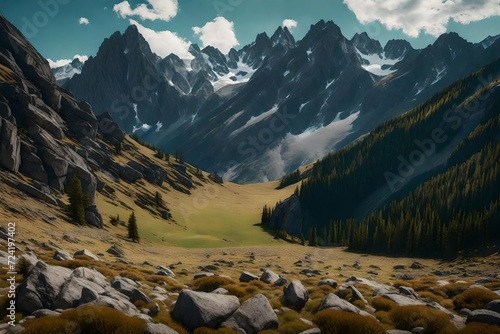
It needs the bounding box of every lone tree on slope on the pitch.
[127,212,140,243]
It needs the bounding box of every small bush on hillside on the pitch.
[193,276,234,292]
[22,306,146,334]
[372,296,397,311]
[453,288,499,311]
[458,322,500,334]
[388,305,455,334]
[439,282,469,298]
[313,309,385,334]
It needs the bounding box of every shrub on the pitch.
[372,296,397,311]
[439,283,469,298]
[224,284,247,298]
[458,322,500,334]
[22,306,146,334]
[151,303,188,334]
[120,271,142,282]
[388,305,455,334]
[193,276,234,292]
[313,309,385,334]
[453,288,500,311]
[55,259,92,269]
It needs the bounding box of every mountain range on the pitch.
[58,20,500,183]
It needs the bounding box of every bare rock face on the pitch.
[0,116,20,172]
[269,195,303,236]
[171,289,240,331]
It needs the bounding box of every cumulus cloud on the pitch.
[344,0,500,37]
[47,55,88,68]
[130,19,193,59]
[79,17,90,25]
[283,19,298,31]
[113,0,178,22]
[193,17,239,54]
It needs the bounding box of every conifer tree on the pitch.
[67,173,90,225]
[127,212,140,243]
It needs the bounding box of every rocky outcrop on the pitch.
[221,294,279,333]
[269,195,303,236]
[171,289,240,331]
[0,116,20,172]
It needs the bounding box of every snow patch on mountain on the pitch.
[356,48,400,76]
[213,61,256,91]
[231,105,279,136]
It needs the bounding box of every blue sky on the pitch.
[1,0,499,66]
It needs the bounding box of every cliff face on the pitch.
[0,15,110,227]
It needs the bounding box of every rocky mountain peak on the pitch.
[384,39,414,59]
[351,32,383,56]
[271,26,296,49]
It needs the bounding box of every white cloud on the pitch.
[114,0,178,22]
[193,17,239,54]
[344,0,500,37]
[47,55,88,68]
[130,19,193,59]
[79,17,90,25]
[283,19,298,31]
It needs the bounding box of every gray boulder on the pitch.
[85,205,104,228]
[260,269,279,284]
[74,249,100,261]
[130,288,152,305]
[19,145,48,183]
[240,271,259,282]
[269,195,302,236]
[120,164,143,183]
[382,294,425,306]
[16,261,72,314]
[31,309,61,318]
[485,300,500,314]
[53,267,107,309]
[53,249,73,261]
[144,322,179,334]
[399,286,419,299]
[194,272,214,279]
[283,280,309,311]
[0,117,20,172]
[111,276,137,297]
[107,245,124,258]
[466,309,500,326]
[157,266,175,277]
[318,293,373,317]
[171,289,240,331]
[221,294,279,334]
[347,285,368,304]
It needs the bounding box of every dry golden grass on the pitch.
[388,305,456,334]
[278,310,314,334]
[313,309,385,334]
[372,296,397,311]
[192,276,235,292]
[453,288,500,311]
[458,323,500,334]
[21,306,146,334]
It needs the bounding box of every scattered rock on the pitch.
[222,294,279,334]
[53,249,73,261]
[240,271,259,282]
[73,249,100,261]
[194,272,214,280]
[382,294,425,306]
[318,293,372,317]
[171,289,240,331]
[393,265,406,270]
[283,280,309,311]
[130,288,151,305]
[485,300,500,314]
[466,309,500,326]
[106,245,124,258]
[260,269,280,284]
[399,286,419,299]
[410,262,425,270]
[111,277,137,297]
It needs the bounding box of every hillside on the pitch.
[270,58,500,257]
